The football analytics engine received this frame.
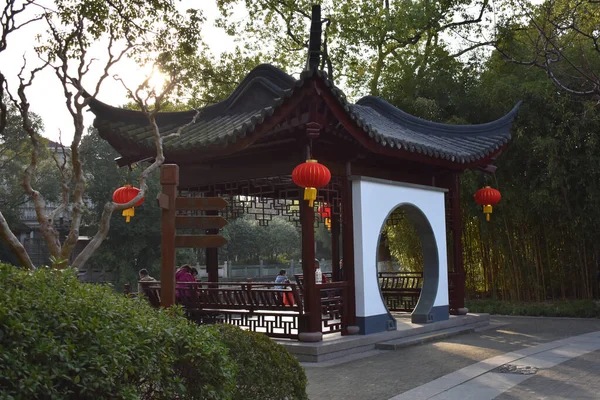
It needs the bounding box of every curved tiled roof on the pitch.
[89,64,519,165]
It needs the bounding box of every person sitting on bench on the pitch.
[274,269,295,305]
[274,269,290,289]
[137,268,156,296]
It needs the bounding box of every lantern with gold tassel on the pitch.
[292,159,331,207]
[474,186,501,221]
[112,185,144,222]
[317,204,332,230]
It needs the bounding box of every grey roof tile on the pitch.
[88,64,520,164]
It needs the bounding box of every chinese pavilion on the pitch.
[88,6,519,341]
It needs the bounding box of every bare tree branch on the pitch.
[0,0,41,135]
[48,132,70,225]
[91,25,133,99]
[499,0,600,98]
[0,211,34,270]
[0,73,6,134]
[72,73,196,268]
[450,41,496,58]
[6,56,61,258]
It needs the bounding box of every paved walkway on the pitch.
[304,316,600,400]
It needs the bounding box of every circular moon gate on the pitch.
[377,204,439,324]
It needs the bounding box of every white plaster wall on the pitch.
[352,177,449,318]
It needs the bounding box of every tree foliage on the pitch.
[496,0,600,98]
[0,100,60,228]
[79,128,162,288]
[216,0,495,96]
[0,0,208,270]
[223,216,300,264]
[383,210,424,272]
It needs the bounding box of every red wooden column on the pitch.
[206,210,219,285]
[299,197,322,342]
[331,211,341,281]
[451,172,466,312]
[159,164,178,308]
[341,166,358,334]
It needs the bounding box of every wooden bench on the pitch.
[138,281,304,338]
[294,272,333,292]
[378,272,423,312]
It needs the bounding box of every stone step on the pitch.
[279,314,491,363]
[375,321,488,350]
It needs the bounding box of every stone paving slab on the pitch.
[304,316,600,400]
[429,373,531,400]
[495,350,600,400]
[387,329,600,400]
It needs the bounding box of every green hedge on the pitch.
[211,324,308,400]
[0,263,309,400]
[0,264,235,399]
[466,299,600,318]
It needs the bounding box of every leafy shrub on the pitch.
[0,263,235,400]
[211,324,308,400]
[466,299,600,318]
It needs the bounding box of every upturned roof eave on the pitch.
[87,64,520,169]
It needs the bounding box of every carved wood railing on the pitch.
[139,281,303,339]
[293,274,348,334]
[139,279,350,338]
[378,272,423,312]
[318,282,348,334]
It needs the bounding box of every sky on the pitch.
[1,0,518,145]
[0,0,239,144]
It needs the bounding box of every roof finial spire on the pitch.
[305,4,321,71]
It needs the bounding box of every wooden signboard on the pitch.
[175,234,228,248]
[175,215,228,230]
[160,164,230,308]
[175,197,228,211]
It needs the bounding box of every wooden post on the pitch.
[160,164,178,308]
[331,211,340,281]
[299,197,322,341]
[341,166,358,333]
[206,210,219,286]
[451,172,466,312]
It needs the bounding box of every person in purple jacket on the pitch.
[175,264,196,301]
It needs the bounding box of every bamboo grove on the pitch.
[1,0,599,300]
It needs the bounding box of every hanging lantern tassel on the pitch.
[122,207,135,223]
[317,204,332,231]
[483,205,492,221]
[304,187,317,207]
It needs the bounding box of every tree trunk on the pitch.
[0,212,34,270]
[538,234,547,300]
[503,217,521,301]
[369,45,387,96]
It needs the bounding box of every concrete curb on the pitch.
[279,313,490,363]
[375,321,489,350]
[488,314,600,321]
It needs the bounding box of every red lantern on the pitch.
[112,184,144,223]
[474,186,501,222]
[317,205,332,230]
[292,159,331,207]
